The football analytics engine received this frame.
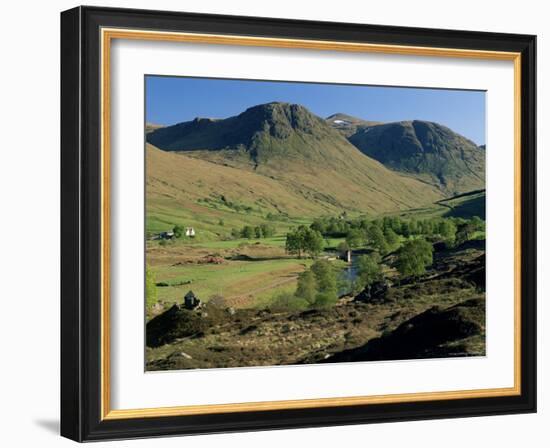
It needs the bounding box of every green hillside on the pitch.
[146,102,444,222]
[146,143,320,239]
[347,120,485,195]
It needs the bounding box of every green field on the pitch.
[147,223,322,310]
[146,190,485,312]
[152,253,311,305]
[145,143,485,315]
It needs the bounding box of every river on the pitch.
[336,252,362,297]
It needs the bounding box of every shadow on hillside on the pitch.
[443,194,486,219]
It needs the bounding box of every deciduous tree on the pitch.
[345,228,364,249]
[241,225,255,239]
[396,238,433,278]
[295,270,317,304]
[285,226,324,258]
[172,224,184,239]
[356,253,382,290]
[145,265,157,308]
[311,259,337,298]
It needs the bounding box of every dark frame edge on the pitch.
[61,6,84,442]
[519,34,537,415]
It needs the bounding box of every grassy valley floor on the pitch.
[147,238,315,311]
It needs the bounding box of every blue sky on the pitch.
[146,76,486,145]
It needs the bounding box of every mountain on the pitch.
[145,123,164,134]
[347,120,485,195]
[325,113,382,137]
[146,102,445,216]
[149,102,345,166]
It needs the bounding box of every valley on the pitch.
[144,101,486,371]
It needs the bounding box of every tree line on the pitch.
[278,214,485,311]
[311,215,484,254]
[283,215,483,262]
[230,223,276,240]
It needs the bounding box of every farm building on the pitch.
[157,231,174,240]
[340,250,352,263]
[184,291,201,310]
[185,227,196,237]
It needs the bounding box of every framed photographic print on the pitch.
[60,6,537,442]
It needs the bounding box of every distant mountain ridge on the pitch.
[325,113,382,137]
[147,102,383,169]
[147,102,322,157]
[146,102,484,210]
[346,120,485,195]
[146,102,445,215]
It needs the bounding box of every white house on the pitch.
[185,227,196,237]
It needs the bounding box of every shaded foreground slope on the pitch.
[323,298,485,363]
[146,242,485,370]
